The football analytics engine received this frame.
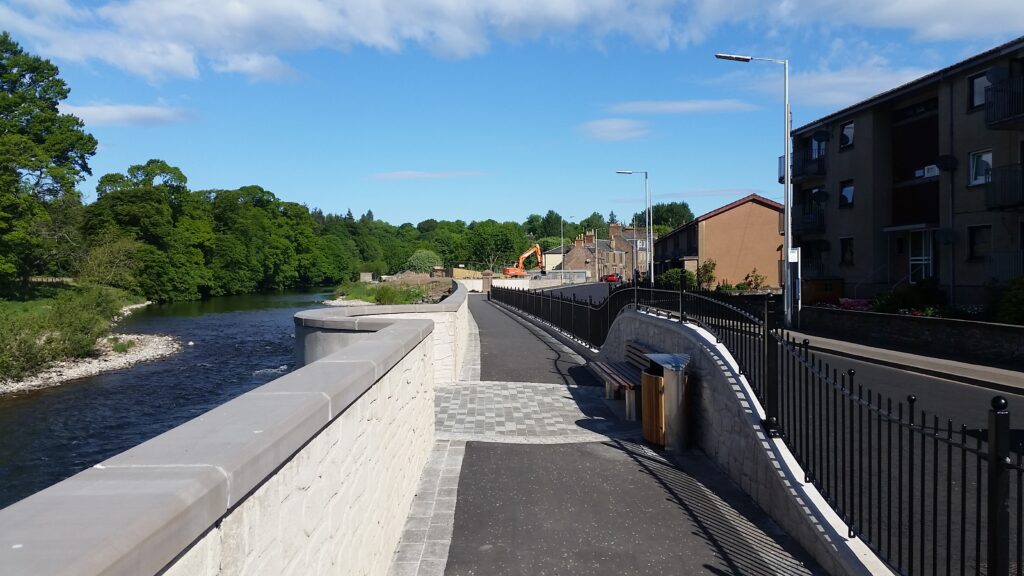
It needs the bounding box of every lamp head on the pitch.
[715,53,753,62]
[615,170,634,175]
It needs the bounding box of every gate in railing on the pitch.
[490,282,1019,575]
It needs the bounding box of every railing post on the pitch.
[761,297,780,437]
[988,395,1010,576]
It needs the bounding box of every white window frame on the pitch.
[909,230,933,283]
[969,149,992,186]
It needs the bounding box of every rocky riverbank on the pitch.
[0,302,180,395]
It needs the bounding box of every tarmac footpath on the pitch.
[387,294,824,576]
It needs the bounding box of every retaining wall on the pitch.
[800,306,1024,368]
[295,280,469,383]
[601,311,887,576]
[0,284,471,576]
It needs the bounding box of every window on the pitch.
[968,225,992,260]
[811,138,827,159]
[969,72,991,109]
[840,237,854,266]
[839,180,855,207]
[839,121,855,149]
[969,149,992,185]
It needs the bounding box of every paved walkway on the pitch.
[388,295,823,576]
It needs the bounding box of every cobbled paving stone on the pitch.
[436,381,640,444]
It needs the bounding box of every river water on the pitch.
[0,290,329,510]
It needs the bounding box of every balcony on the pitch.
[778,150,828,184]
[792,203,826,234]
[985,251,1024,282]
[985,77,1024,130]
[986,164,1024,210]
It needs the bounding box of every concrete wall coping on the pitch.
[295,280,467,329]
[0,315,434,576]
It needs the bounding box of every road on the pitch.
[538,281,612,303]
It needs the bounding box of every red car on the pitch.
[604,273,622,282]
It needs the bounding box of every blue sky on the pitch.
[3,0,1022,226]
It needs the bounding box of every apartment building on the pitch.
[654,194,784,287]
[790,35,1024,304]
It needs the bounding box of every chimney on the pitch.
[584,229,595,246]
[609,223,622,250]
[574,234,584,248]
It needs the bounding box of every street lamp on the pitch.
[560,214,575,285]
[616,170,653,286]
[715,52,793,327]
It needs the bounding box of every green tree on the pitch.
[0,32,97,293]
[633,202,694,231]
[468,220,528,271]
[578,211,608,238]
[405,249,442,272]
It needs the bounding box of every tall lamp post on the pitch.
[615,170,653,286]
[560,214,575,285]
[715,52,793,327]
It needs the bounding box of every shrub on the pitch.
[404,249,442,273]
[744,268,767,290]
[696,259,716,290]
[873,277,947,315]
[994,278,1024,325]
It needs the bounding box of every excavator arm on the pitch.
[503,244,545,277]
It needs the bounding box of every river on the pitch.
[0,290,329,510]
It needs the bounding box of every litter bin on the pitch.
[641,368,666,446]
[645,353,691,451]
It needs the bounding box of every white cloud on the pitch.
[3,0,1022,81]
[370,170,489,180]
[791,64,932,108]
[579,118,650,141]
[59,103,191,126]
[210,53,294,80]
[609,99,757,113]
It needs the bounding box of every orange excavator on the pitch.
[503,244,545,277]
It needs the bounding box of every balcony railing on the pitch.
[792,203,825,234]
[778,150,828,183]
[986,164,1024,210]
[986,77,1024,129]
[985,251,1024,282]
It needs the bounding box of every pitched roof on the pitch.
[793,34,1024,135]
[658,193,782,241]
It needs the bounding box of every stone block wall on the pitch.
[601,312,886,576]
[0,316,438,576]
[163,336,434,576]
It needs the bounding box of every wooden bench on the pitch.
[587,341,656,421]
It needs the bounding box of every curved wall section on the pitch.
[602,311,886,576]
[296,280,469,383]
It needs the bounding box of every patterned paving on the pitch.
[436,381,641,444]
[387,440,465,576]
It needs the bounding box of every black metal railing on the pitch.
[986,77,1024,129]
[987,164,1024,210]
[793,203,826,233]
[490,282,1021,575]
